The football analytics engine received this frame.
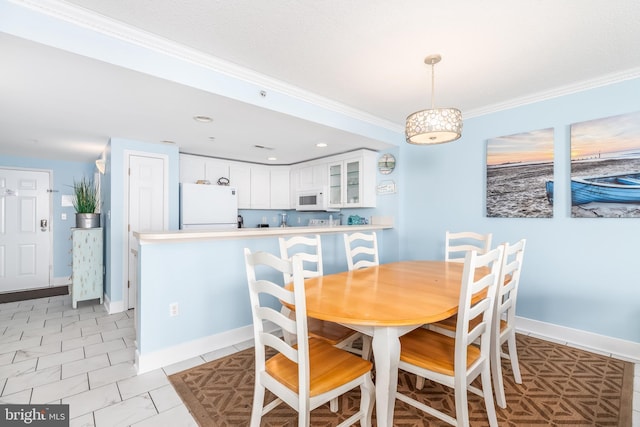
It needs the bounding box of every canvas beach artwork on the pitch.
[555,111,640,218]
[486,128,554,218]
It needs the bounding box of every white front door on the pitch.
[127,154,167,309]
[0,168,51,292]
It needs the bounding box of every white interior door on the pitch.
[0,168,51,292]
[127,154,167,309]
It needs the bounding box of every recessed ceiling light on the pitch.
[267,156,277,161]
[193,115,213,123]
[208,136,216,142]
[161,140,175,144]
[316,142,328,148]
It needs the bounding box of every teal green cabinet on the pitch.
[71,228,104,308]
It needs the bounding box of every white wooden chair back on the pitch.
[244,248,375,426]
[279,235,323,283]
[491,238,526,408]
[396,246,504,427]
[343,232,379,271]
[495,239,526,341]
[455,246,504,372]
[445,230,493,262]
[244,248,308,387]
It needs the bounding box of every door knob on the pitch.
[40,219,48,231]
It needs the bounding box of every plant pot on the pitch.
[76,213,100,228]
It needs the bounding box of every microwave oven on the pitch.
[295,187,338,212]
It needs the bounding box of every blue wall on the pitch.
[0,155,96,282]
[399,77,640,343]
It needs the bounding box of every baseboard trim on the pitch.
[104,294,125,314]
[132,317,639,376]
[515,316,640,363]
[135,325,254,374]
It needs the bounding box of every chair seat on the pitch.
[308,318,359,345]
[400,328,481,376]
[266,337,373,396]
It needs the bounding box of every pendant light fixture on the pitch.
[405,54,462,145]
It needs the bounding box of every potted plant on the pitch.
[72,176,100,228]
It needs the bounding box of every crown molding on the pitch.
[11,0,403,134]
[464,67,640,119]
[10,0,640,131]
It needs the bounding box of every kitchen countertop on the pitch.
[133,224,392,244]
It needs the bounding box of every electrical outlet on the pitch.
[169,302,179,317]
[61,213,67,220]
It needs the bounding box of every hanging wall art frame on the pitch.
[568,110,640,218]
[486,128,554,218]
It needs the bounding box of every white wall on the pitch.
[399,77,640,343]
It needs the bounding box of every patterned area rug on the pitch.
[168,334,633,426]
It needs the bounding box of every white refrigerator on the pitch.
[179,183,238,229]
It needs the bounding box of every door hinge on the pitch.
[128,224,130,232]
[127,280,130,289]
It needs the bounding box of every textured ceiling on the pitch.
[2,0,640,163]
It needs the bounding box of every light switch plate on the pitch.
[61,194,74,207]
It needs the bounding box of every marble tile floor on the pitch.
[0,294,251,427]
[1,295,639,426]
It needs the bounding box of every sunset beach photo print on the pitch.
[486,128,554,218]
[567,110,640,218]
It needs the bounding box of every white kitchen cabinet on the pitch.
[204,158,230,184]
[179,154,206,183]
[297,163,328,189]
[250,166,271,209]
[180,155,229,184]
[328,150,377,208]
[71,228,103,309]
[270,167,291,209]
[229,162,251,209]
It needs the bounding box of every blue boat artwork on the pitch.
[546,172,640,205]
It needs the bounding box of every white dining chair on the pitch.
[279,235,363,358]
[396,246,504,427]
[243,248,375,427]
[343,231,379,271]
[445,230,493,262]
[490,238,526,408]
[425,239,527,409]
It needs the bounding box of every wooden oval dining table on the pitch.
[299,260,474,427]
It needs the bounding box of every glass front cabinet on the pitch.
[328,150,377,209]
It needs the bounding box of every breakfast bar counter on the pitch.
[134,223,392,244]
[132,221,395,374]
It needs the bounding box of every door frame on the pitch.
[0,166,53,291]
[122,150,169,311]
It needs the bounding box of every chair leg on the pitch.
[480,366,499,427]
[415,375,425,390]
[250,382,265,427]
[491,336,507,409]
[329,397,338,412]
[453,378,469,427]
[359,373,375,427]
[491,348,507,409]
[506,333,522,383]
